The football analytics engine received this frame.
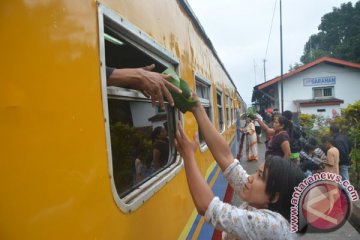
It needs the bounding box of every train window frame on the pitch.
[216,89,225,133]
[225,95,231,127]
[97,4,183,213]
[231,98,236,124]
[195,74,213,152]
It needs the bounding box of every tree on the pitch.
[299,113,316,138]
[332,101,360,191]
[300,102,360,191]
[300,1,360,65]
[288,62,303,71]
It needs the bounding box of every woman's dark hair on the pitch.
[321,136,335,146]
[307,137,317,146]
[151,126,163,142]
[264,156,306,223]
[304,138,317,153]
[276,115,292,131]
[282,110,293,121]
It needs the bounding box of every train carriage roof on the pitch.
[179,0,238,92]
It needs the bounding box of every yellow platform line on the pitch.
[178,162,219,240]
[191,167,221,240]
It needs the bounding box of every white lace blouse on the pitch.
[204,160,296,240]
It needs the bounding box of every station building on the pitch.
[252,57,360,118]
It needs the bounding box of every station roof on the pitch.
[255,57,360,91]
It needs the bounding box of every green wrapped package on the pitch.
[162,68,197,113]
[246,107,256,119]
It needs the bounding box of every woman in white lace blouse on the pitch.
[175,95,306,240]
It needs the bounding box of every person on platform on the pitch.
[175,93,306,239]
[240,117,258,161]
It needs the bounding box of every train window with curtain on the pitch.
[216,90,224,132]
[98,5,182,213]
[195,74,213,150]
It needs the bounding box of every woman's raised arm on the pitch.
[191,99,233,171]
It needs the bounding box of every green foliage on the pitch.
[299,113,316,137]
[300,101,360,189]
[288,62,304,71]
[350,148,360,162]
[340,100,360,148]
[333,100,360,190]
[300,113,332,143]
[314,114,329,129]
[299,1,360,65]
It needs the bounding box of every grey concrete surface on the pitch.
[298,221,359,240]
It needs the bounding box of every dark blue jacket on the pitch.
[333,133,352,166]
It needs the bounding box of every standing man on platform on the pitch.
[330,125,352,180]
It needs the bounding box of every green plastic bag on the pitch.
[162,68,197,113]
[246,106,256,119]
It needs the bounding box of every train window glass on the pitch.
[216,90,224,132]
[195,75,212,149]
[231,98,235,123]
[98,5,182,213]
[226,95,231,127]
[107,99,173,196]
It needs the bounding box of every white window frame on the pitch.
[313,86,334,99]
[98,4,183,213]
[195,74,213,152]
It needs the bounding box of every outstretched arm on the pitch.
[175,125,214,215]
[107,64,182,108]
[191,100,233,171]
[255,117,275,136]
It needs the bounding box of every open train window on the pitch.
[195,74,213,151]
[98,5,182,213]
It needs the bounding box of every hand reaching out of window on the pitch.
[107,64,182,108]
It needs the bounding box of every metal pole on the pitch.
[280,0,284,112]
[263,59,267,82]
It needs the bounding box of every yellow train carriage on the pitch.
[0,0,245,239]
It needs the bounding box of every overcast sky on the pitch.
[186,0,358,105]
